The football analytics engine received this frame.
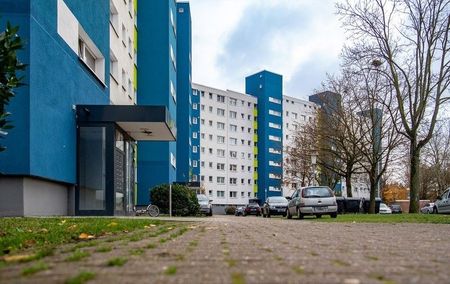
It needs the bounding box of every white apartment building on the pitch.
[282,95,319,196]
[109,0,137,105]
[193,83,257,207]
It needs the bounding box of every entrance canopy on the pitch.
[76,105,176,141]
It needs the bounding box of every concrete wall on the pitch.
[0,177,71,216]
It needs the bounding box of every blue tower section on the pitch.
[176,2,196,182]
[137,0,178,205]
[0,0,109,184]
[246,71,283,202]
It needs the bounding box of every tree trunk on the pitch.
[409,142,421,213]
[369,168,377,214]
[345,174,353,198]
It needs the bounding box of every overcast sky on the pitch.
[189,0,346,100]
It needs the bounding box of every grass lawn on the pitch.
[0,217,166,258]
[312,213,450,224]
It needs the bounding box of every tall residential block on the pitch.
[192,83,257,207]
[0,0,176,216]
[176,2,197,183]
[246,71,284,202]
[136,0,178,205]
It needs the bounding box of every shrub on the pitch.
[150,184,200,216]
[224,206,236,215]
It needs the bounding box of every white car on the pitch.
[379,203,392,214]
[286,186,338,219]
[420,203,434,214]
[434,188,450,214]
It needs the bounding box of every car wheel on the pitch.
[316,214,322,218]
[297,208,304,220]
[286,208,292,219]
[331,212,337,218]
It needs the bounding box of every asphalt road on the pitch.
[1,215,449,284]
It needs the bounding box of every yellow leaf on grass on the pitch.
[40,228,48,233]
[67,225,77,230]
[2,254,33,262]
[107,222,118,227]
[58,220,67,225]
[78,233,95,240]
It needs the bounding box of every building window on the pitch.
[217,122,225,130]
[209,162,213,168]
[269,135,281,142]
[217,163,225,170]
[269,97,282,104]
[170,80,176,102]
[217,108,225,116]
[209,176,213,182]
[170,44,176,69]
[269,122,281,129]
[269,161,282,167]
[193,103,197,110]
[217,136,225,144]
[78,36,105,82]
[268,109,281,117]
[217,95,225,103]
[230,138,237,145]
[230,191,237,198]
[217,191,225,198]
[110,51,118,82]
[209,106,213,112]
[217,177,225,184]
[230,151,237,158]
[230,164,237,172]
[292,112,298,119]
[217,149,225,157]
[229,98,237,106]
[269,148,282,154]
[269,173,282,180]
[192,146,197,153]
[230,111,237,119]
[209,134,213,140]
[201,161,205,167]
[193,160,198,167]
[110,1,119,35]
[192,117,198,124]
[170,152,176,168]
[192,132,197,139]
[230,124,237,132]
[201,104,205,110]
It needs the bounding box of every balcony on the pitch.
[253,159,258,167]
[253,133,258,142]
[253,108,258,117]
[253,120,258,130]
[253,146,258,155]
[253,171,258,180]
[253,184,258,193]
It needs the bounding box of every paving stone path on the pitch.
[1,215,449,284]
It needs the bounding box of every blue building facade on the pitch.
[0,0,110,184]
[136,0,178,205]
[176,2,198,183]
[246,71,284,202]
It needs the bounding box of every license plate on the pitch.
[315,207,327,211]
[277,209,285,212]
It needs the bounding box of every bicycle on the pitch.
[134,204,160,217]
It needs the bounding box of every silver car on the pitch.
[434,188,450,214]
[420,203,434,214]
[286,186,338,219]
[197,194,212,216]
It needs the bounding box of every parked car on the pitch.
[434,188,450,214]
[262,196,288,217]
[235,206,245,216]
[389,204,402,214]
[420,203,435,214]
[243,203,261,216]
[196,194,212,216]
[379,203,392,214]
[286,186,337,219]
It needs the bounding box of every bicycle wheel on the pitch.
[147,204,160,217]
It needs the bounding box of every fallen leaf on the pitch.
[150,224,157,227]
[2,254,33,262]
[40,228,48,233]
[58,220,67,225]
[78,233,95,240]
[22,239,36,248]
[107,222,118,227]
[167,227,173,230]
[67,225,77,230]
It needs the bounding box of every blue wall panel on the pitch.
[0,0,109,184]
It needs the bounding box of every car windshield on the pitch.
[268,197,287,203]
[302,187,333,198]
[197,195,208,202]
[380,203,388,208]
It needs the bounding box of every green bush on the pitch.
[225,206,236,215]
[150,184,200,216]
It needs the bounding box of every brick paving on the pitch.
[1,215,449,284]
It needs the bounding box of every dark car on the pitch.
[389,204,402,214]
[262,196,288,217]
[243,203,261,216]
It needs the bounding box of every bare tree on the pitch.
[350,64,404,213]
[284,122,317,191]
[316,73,366,197]
[420,120,450,197]
[337,0,450,212]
